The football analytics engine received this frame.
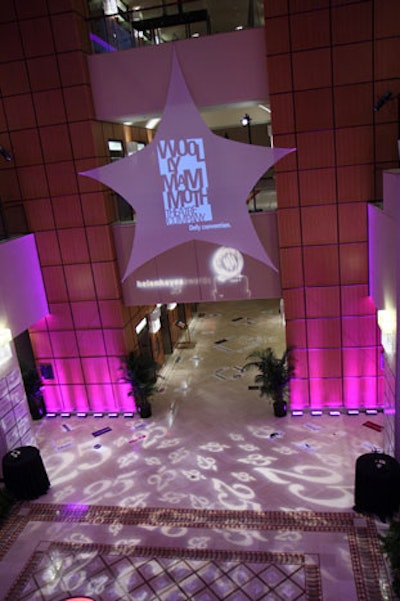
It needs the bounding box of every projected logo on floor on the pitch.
[80,49,295,301]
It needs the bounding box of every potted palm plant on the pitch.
[121,351,159,418]
[380,514,400,597]
[22,366,47,420]
[243,347,295,417]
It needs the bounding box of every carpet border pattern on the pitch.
[0,504,392,600]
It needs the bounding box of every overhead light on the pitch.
[258,104,271,114]
[146,117,160,129]
[123,121,133,126]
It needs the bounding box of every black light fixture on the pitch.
[373,90,400,163]
[241,113,257,209]
[241,113,251,127]
[373,90,393,112]
[241,113,252,145]
[0,146,12,162]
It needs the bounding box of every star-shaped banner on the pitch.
[81,49,294,282]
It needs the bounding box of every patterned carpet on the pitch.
[1,504,390,600]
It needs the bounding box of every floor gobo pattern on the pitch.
[1,506,386,600]
[0,300,394,599]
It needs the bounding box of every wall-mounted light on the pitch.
[373,90,393,112]
[240,113,251,128]
[377,309,396,354]
[241,114,257,209]
[0,328,12,346]
[0,327,12,365]
[0,146,12,162]
[135,317,147,335]
[373,90,400,161]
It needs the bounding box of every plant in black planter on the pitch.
[243,347,295,417]
[380,514,400,597]
[22,366,47,420]
[121,351,159,418]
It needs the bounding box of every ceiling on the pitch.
[89,1,270,130]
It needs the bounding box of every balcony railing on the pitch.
[87,0,264,54]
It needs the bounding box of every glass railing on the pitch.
[87,0,264,54]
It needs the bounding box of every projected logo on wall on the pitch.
[81,50,294,304]
[158,137,213,227]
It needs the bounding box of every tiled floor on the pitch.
[0,299,393,600]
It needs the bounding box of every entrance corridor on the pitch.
[0,299,392,600]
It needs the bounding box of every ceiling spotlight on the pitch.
[373,90,393,112]
[241,114,251,127]
[0,146,12,162]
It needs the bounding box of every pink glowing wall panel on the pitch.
[0,235,48,337]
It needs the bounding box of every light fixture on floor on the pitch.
[291,410,303,416]
[310,410,323,416]
[60,596,97,601]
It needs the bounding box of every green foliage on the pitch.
[121,352,159,416]
[243,347,295,404]
[380,515,400,597]
[21,366,42,398]
[21,365,47,420]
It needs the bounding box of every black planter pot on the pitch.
[273,400,287,418]
[138,401,152,419]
